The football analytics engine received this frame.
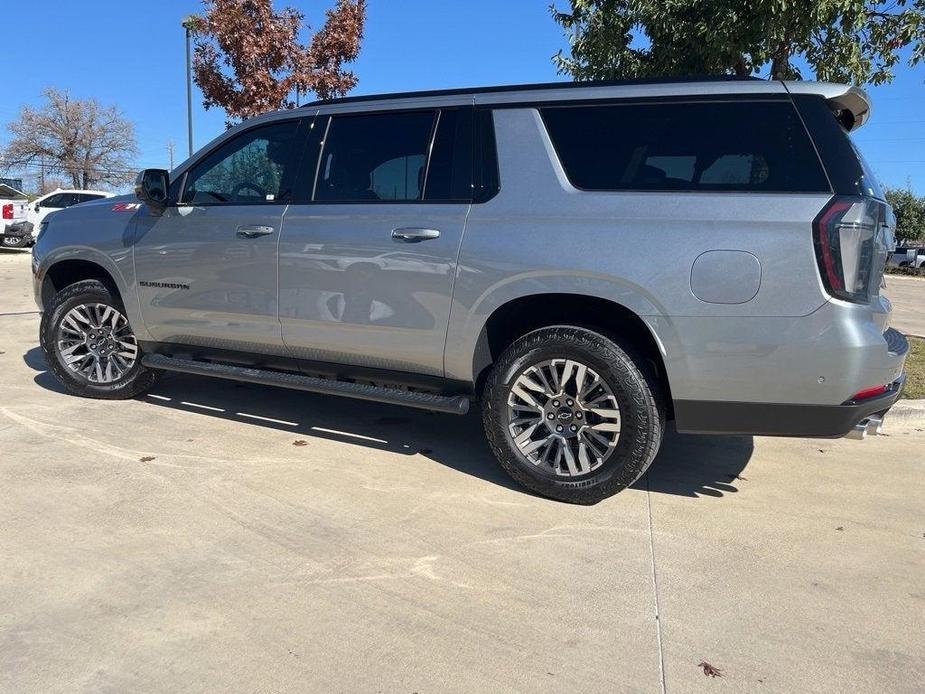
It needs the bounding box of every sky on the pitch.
[7,0,925,194]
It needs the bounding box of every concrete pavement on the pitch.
[885,274,925,338]
[1,249,923,693]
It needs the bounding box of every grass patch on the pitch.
[903,336,925,400]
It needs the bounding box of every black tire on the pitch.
[40,279,158,399]
[1,235,29,249]
[482,326,665,504]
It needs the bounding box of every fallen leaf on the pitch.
[292,440,308,447]
[139,456,156,463]
[699,661,723,678]
[836,526,845,531]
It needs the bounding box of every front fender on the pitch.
[33,206,151,341]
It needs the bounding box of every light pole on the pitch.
[181,16,198,158]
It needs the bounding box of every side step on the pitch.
[141,354,470,415]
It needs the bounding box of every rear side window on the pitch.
[541,100,829,193]
[315,111,436,202]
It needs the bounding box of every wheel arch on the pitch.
[469,292,672,406]
[41,258,122,310]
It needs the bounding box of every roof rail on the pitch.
[301,75,765,108]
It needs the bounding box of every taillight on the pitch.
[1,204,11,220]
[850,384,889,401]
[812,196,881,303]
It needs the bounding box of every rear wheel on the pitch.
[482,326,664,504]
[1,235,29,249]
[40,280,158,399]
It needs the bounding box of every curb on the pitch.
[887,399,925,429]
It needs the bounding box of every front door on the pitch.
[279,108,473,377]
[133,119,305,355]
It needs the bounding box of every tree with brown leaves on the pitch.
[3,88,138,190]
[190,0,366,122]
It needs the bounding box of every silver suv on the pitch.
[32,78,908,503]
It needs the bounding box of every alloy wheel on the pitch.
[507,358,621,477]
[55,303,139,384]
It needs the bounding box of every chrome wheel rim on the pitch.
[507,358,621,477]
[55,303,138,384]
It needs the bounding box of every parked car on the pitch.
[888,247,925,269]
[31,78,908,503]
[10,189,114,247]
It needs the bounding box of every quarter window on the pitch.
[181,120,301,204]
[541,101,829,193]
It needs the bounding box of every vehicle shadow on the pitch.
[24,346,754,499]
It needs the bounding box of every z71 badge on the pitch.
[112,202,143,212]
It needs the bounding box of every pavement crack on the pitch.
[646,472,668,694]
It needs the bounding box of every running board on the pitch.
[141,354,470,415]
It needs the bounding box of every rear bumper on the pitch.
[1,222,34,245]
[674,374,906,437]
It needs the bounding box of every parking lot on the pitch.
[1,248,923,693]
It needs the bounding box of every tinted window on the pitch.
[473,110,500,203]
[76,193,105,203]
[423,109,473,201]
[315,111,436,202]
[40,194,66,208]
[541,101,829,193]
[182,120,301,204]
[792,94,884,201]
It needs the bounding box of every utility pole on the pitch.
[167,140,175,170]
[182,16,198,158]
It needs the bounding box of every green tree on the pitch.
[885,185,925,243]
[552,1,925,85]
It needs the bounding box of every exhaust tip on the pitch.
[846,420,868,440]
[846,415,884,440]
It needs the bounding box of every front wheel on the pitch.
[40,279,158,399]
[482,326,665,504]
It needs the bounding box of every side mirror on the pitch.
[135,169,169,210]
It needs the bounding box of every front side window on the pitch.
[541,100,829,193]
[315,111,436,202]
[40,194,66,208]
[181,120,301,204]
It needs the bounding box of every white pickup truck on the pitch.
[1,197,29,247]
[1,188,113,248]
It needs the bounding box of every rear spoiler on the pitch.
[782,82,871,132]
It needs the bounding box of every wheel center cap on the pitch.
[557,409,573,422]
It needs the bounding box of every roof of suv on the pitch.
[300,76,871,130]
[302,75,764,108]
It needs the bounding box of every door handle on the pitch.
[236,225,275,239]
[391,227,440,243]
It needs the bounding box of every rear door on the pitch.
[133,118,306,354]
[278,107,474,377]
